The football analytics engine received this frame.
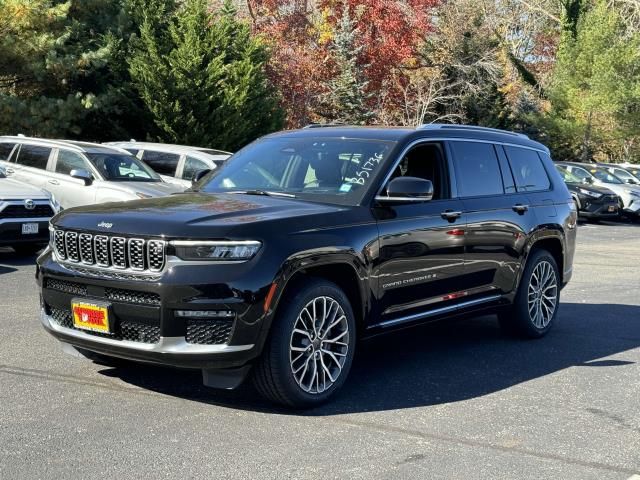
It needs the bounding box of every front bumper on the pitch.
[576,195,620,218]
[37,250,276,371]
[0,219,50,245]
[41,309,255,369]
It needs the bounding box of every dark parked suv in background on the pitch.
[37,124,577,407]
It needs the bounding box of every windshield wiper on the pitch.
[227,190,296,198]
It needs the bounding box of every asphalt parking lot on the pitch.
[1,221,639,480]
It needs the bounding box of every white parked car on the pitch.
[557,161,640,217]
[0,137,182,210]
[0,165,58,255]
[104,141,231,188]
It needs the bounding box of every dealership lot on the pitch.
[0,221,639,479]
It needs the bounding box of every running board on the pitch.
[371,295,502,329]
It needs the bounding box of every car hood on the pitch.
[53,192,347,238]
[0,177,49,200]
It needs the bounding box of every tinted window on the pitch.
[55,150,91,176]
[0,143,15,160]
[450,141,504,197]
[141,150,180,176]
[504,146,550,192]
[592,168,622,184]
[182,156,209,180]
[566,166,591,181]
[16,145,51,169]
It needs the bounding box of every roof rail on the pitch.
[302,123,346,129]
[417,123,529,139]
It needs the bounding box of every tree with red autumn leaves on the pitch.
[244,0,440,127]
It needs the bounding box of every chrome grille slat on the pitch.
[94,235,110,266]
[111,237,127,269]
[64,232,79,262]
[52,229,165,276]
[147,240,166,272]
[128,239,145,270]
[54,230,66,259]
[79,233,94,264]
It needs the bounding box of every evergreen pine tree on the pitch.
[128,0,283,151]
[321,4,374,125]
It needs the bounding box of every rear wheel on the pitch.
[253,278,356,408]
[499,249,560,338]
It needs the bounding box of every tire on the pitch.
[253,278,356,408]
[12,244,44,256]
[498,249,560,338]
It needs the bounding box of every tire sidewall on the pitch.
[268,280,356,407]
[515,249,561,337]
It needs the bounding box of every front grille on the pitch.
[45,278,87,296]
[104,287,160,306]
[0,204,54,219]
[49,307,160,344]
[186,318,234,345]
[44,278,159,306]
[52,229,166,274]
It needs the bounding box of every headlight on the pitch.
[170,240,262,261]
[578,188,602,199]
[624,189,640,198]
[135,192,153,199]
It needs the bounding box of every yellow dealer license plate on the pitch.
[71,299,111,334]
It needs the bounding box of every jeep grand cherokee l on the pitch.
[37,124,576,408]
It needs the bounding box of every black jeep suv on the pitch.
[37,125,576,407]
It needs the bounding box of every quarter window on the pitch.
[0,143,15,161]
[55,150,91,176]
[182,156,210,181]
[141,150,180,176]
[504,146,550,192]
[450,141,504,198]
[16,145,51,169]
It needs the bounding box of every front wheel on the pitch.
[499,249,560,338]
[253,279,356,408]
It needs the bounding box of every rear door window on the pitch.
[450,141,504,198]
[182,156,210,181]
[0,143,16,161]
[55,150,92,176]
[141,150,180,176]
[504,146,550,192]
[16,145,52,169]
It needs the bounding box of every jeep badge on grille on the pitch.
[97,221,113,229]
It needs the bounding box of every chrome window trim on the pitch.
[375,137,548,199]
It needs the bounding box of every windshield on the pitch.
[87,153,161,182]
[198,137,397,205]
[556,166,582,183]
[591,168,623,184]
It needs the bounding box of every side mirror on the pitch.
[70,168,93,186]
[626,178,637,184]
[376,177,434,203]
[581,177,593,185]
[192,169,212,183]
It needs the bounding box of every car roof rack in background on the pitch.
[303,123,347,129]
[417,123,530,139]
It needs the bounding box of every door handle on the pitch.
[441,210,462,222]
[512,204,529,214]
[48,179,60,185]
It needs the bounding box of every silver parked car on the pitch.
[104,141,231,188]
[0,137,182,210]
[598,163,640,185]
[0,164,58,255]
